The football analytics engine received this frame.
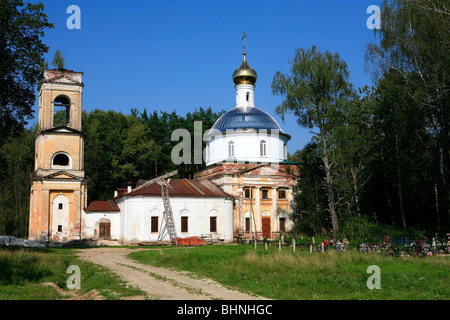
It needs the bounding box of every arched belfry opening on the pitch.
[53,95,71,127]
[52,152,71,169]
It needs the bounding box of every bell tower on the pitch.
[29,69,88,243]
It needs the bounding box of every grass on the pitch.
[2,244,448,300]
[128,244,450,300]
[0,246,147,300]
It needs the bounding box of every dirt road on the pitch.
[76,247,266,300]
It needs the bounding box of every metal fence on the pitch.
[237,237,450,256]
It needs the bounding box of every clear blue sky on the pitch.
[31,0,382,154]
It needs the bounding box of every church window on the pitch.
[53,95,71,127]
[246,92,249,101]
[151,217,158,233]
[261,189,270,199]
[245,217,250,232]
[284,143,287,160]
[278,189,287,199]
[181,217,188,233]
[260,140,266,157]
[58,203,63,210]
[228,141,234,157]
[53,153,70,167]
[244,187,252,199]
[279,218,286,232]
[210,217,217,233]
[58,225,62,232]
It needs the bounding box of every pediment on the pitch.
[239,163,291,177]
[41,126,84,135]
[41,75,83,87]
[41,171,84,181]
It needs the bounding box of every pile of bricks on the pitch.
[177,236,206,246]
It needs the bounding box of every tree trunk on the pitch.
[395,135,406,230]
[434,183,440,230]
[321,135,339,237]
[351,167,361,217]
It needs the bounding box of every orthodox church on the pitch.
[28,43,299,244]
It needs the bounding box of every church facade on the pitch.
[29,46,298,244]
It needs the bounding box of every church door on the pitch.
[262,217,271,239]
[99,221,111,240]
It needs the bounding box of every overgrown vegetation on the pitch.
[279,0,450,238]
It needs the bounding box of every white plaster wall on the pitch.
[83,211,121,239]
[206,130,289,166]
[116,196,234,243]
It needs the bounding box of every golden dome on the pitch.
[232,52,257,85]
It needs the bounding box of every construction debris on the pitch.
[0,235,45,247]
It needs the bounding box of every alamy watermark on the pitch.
[366,265,381,290]
[67,5,81,30]
[367,5,381,30]
[66,265,81,289]
[171,121,281,170]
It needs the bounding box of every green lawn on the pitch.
[0,246,147,300]
[128,245,450,300]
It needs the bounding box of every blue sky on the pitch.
[32,0,382,154]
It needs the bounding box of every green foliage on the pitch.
[290,142,328,236]
[272,45,354,237]
[0,0,54,140]
[283,1,450,239]
[51,50,65,70]
[0,127,35,237]
[365,0,450,229]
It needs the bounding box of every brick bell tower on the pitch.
[29,69,88,243]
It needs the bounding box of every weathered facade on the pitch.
[196,162,298,240]
[28,69,88,242]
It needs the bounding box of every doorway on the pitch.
[99,219,111,240]
[262,217,271,239]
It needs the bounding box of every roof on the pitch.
[209,107,289,136]
[85,200,120,212]
[121,179,232,198]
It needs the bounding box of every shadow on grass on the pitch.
[0,246,68,286]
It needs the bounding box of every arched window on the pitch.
[53,95,71,127]
[228,141,234,157]
[52,152,71,169]
[260,140,266,157]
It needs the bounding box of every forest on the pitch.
[0,0,448,241]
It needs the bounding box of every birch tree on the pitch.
[272,46,353,237]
